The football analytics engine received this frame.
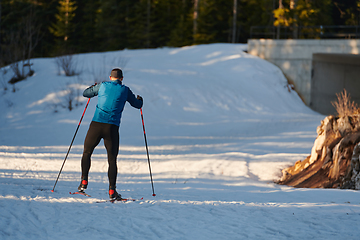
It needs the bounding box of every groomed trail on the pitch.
[0,44,359,240]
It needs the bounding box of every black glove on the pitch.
[137,95,143,101]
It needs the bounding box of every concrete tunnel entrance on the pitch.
[310,53,360,115]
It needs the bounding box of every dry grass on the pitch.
[331,89,359,117]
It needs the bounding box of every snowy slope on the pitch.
[0,44,359,240]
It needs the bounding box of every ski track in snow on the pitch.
[1,143,360,240]
[0,44,360,239]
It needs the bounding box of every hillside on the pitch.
[1,44,359,240]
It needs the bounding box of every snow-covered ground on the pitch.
[0,44,359,239]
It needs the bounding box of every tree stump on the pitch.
[277,115,360,189]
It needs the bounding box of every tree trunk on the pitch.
[276,0,283,39]
[146,0,151,48]
[278,115,360,189]
[193,0,199,41]
[290,0,298,39]
[232,0,237,43]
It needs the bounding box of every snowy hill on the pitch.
[0,44,359,240]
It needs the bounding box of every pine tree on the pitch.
[167,0,193,47]
[49,0,78,51]
[126,0,151,49]
[273,0,333,38]
[195,0,233,44]
[236,0,275,42]
[151,0,181,47]
[72,0,100,53]
[0,0,45,78]
[95,0,130,50]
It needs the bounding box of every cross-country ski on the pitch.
[69,191,91,197]
[96,197,144,203]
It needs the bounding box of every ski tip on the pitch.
[152,194,156,197]
[51,190,54,192]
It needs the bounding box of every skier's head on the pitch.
[110,68,123,81]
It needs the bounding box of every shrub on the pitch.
[331,89,359,117]
[55,54,81,76]
[49,77,83,112]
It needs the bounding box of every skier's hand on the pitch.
[137,95,143,101]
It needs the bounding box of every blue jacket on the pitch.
[83,80,143,126]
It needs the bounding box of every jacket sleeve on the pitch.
[83,83,101,98]
[126,87,143,109]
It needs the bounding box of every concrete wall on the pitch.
[247,39,360,105]
[311,53,360,115]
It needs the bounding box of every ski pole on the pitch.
[140,108,156,196]
[51,98,91,192]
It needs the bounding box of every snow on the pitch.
[0,43,359,239]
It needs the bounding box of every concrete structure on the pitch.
[311,53,360,115]
[247,39,360,107]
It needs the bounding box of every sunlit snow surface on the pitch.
[0,44,359,240]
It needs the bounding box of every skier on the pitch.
[78,68,143,200]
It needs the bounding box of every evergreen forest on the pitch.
[1,0,360,68]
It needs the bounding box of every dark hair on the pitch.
[110,68,123,78]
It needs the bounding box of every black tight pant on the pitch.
[81,121,119,188]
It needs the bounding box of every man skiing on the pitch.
[78,68,143,201]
